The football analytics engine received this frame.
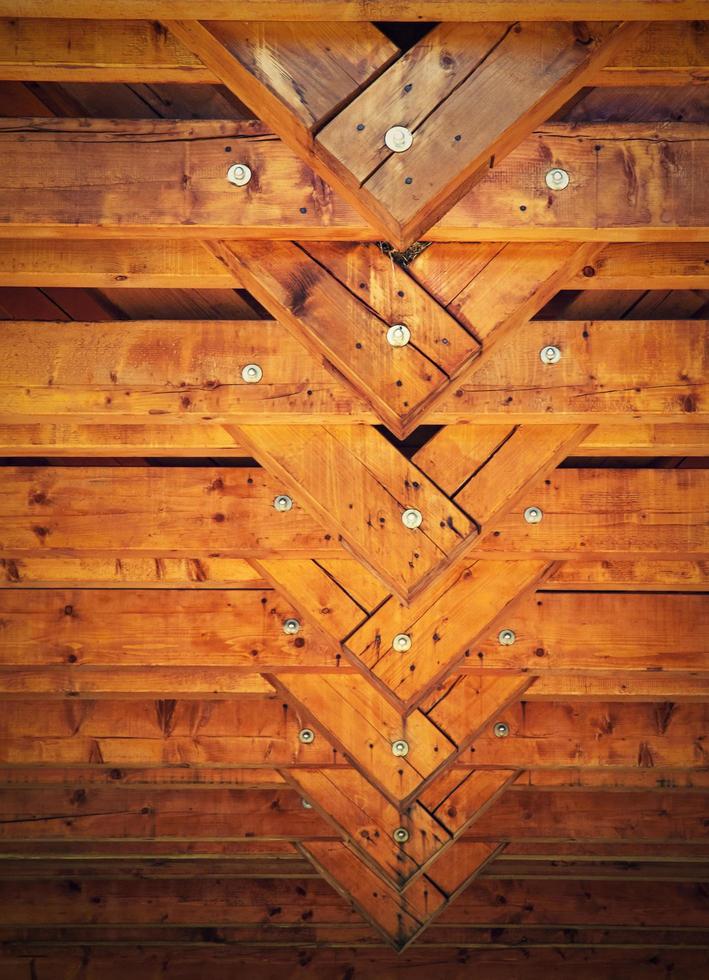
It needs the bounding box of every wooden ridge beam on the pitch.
[0,120,706,241]
[1,319,706,425]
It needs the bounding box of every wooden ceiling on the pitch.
[0,2,707,977]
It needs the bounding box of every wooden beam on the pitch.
[0,19,218,82]
[1,120,706,241]
[1,241,705,291]
[1,319,706,425]
[1,2,702,20]
[1,467,706,560]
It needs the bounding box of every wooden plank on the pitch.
[471,592,709,673]
[545,559,709,591]
[320,22,642,245]
[411,242,709,298]
[466,789,709,842]
[527,675,709,701]
[457,702,709,770]
[0,667,277,698]
[475,469,709,560]
[1,120,706,241]
[0,424,252,457]
[0,2,704,19]
[3,240,705,291]
[0,19,217,82]
[0,239,234,288]
[235,425,477,602]
[0,786,332,841]
[598,21,709,86]
[2,319,704,426]
[210,241,478,435]
[0,556,266,588]
[0,588,339,671]
[2,467,706,560]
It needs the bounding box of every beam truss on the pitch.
[0,9,707,966]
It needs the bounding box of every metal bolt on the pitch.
[523,506,543,525]
[545,168,569,191]
[301,798,313,809]
[298,728,315,744]
[539,345,561,365]
[241,363,263,383]
[401,508,422,529]
[386,323,410,348]
[493,721,510,738]
[273,494,293,512]
[226,163,252,187]
[391,739,409,758]
[283,618,301,635]
[393,633,412,653]
[498,629,516,646]
[393,826,410,844]
[384,126,413,153]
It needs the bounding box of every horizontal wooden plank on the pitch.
[0,19,217,82]
[1,241,705,291]
[0,2,702,19]
[1,319,706,425]
[2,467,706,560]
[0,556,267,588]
[0,589,339,669]
[0,120,705,241]
[469,592,709,673]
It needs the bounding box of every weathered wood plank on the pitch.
[0,120,705,241]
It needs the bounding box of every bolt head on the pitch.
[384,126,413,153]
[393,826,410,844]
[386,323,411,348]
[392,633,412,653]
[498,629,516,646]
[523,506,543,525]
[241,363,263,383]
[493,721,510,738]
[401,508,422,529]
[283,618,301,635]
[273,494,293,512]
[545,167,570,191]
[227,163,252,187]
[391,739,409,758]
[301,798,313,809]
[539,345,561,365]
[298,728,315,744]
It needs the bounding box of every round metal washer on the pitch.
[393,826,410,844]
[498,629,516,646]
[241,363,263,383]
[493,721,510,738]
[523,506,543,525]
[386,323,411,348]
[301,798,313,809]
[539,345,561,365]
[298,728,315,744]
[401,508,422,529]
[273,494,293,512]
[393,633,412,653]
[545,168,569,191]
[283,618,301,635]
[391,739,409,758]
[226,163,252,187]
[384,126,413,153]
